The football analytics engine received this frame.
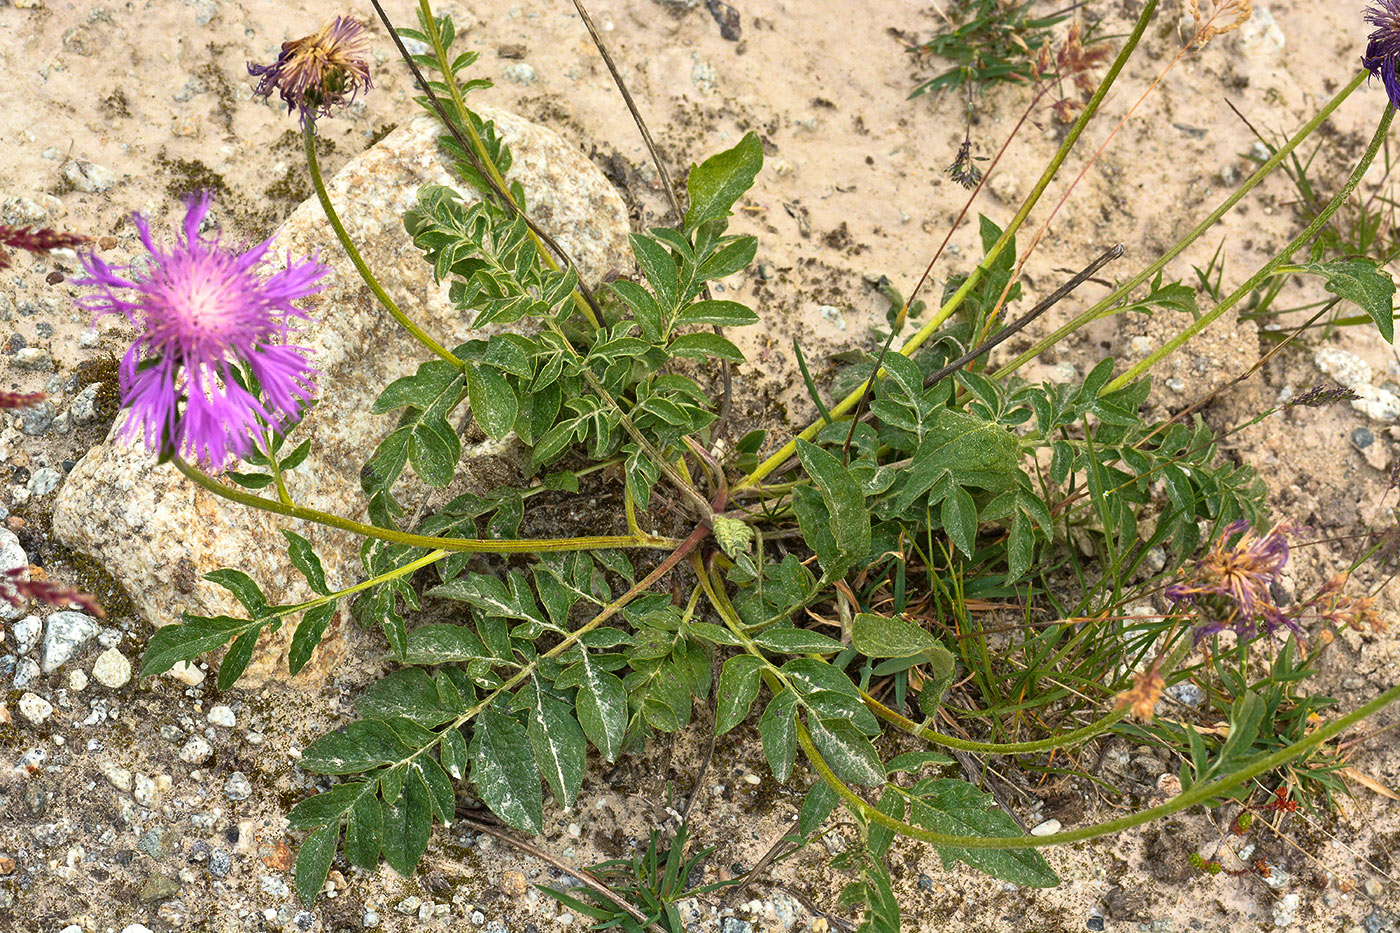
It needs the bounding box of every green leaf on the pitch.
[909,780,1059,887]
[851,612,939,658]
[408,414,461,488]
[470,708,543,834]
[357,669,454,726]
[283,530,330,595]
[1286,258,1396,343]
[869,787,906,858]
[885,750,955,773]
[288,602,337,676]
[217,625,262,690]
[630,233,679,310]
[295,822,339,906]
[556,651,628,762]
[676,299,760,327]
[799,780,839,836]
[524,686,587,809]
[668,332,746,363]
[379,773,433,876]
[301,720,412,775]
[140,615,250,679]
[696,235,758,281]
[751,628,845,654]
[893,409,1019,512]
[466,364,519,440]
[806,716,885,786]
[205,569,269,616]
[795,439,871,582]
[684,132,763,230]
[344,793,382,870]
[716,654,765,735]
[286,782,370,830]
[404,623,489,665]
[759,691,798,782]
[941,484,978,557]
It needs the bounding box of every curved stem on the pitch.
[993,68,1369,379]
[735,0,1158,492]
[861,624,1192,754]
[303,125,463,369]
[803,676,1400,851]
[173,457,678,554]
[1104,104,1396,394]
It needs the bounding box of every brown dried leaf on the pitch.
[1338,767,1400,801]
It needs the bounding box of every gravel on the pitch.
[91,647,132,688]
[41,610,101,673]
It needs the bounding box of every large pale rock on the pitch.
[53,110,630,686]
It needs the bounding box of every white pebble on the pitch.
[1029,818,1061,836]
[91,647,132,688]
[166,660,205,685]
[67,668,87,691]
[207,705,236,728]
[18,691,53,725]
[179,735,213,765]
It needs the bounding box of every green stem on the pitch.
[417,0,601,332]
[172,457,677,554]
[1104,104,1396,394]
[995,69,1369,380]
[733,0,1158,492]
[303,126,463,369]
[861,631,1191,755]
[803,676,1400,850]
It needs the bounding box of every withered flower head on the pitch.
[1115,668,1165,722]
[2,567,105,618]
[0,391,46,410]
[946,139,983,190]
[1365,1,1400,110]
[1,224,89,271]
[1165,519,1300,642]
[1306,572,1388,634]
[1286,384,1360,408]
[248,16,372,129]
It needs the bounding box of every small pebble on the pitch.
[91,647,132,688]
[179,736,213,765]
[1030,818,1061,836]
[1353,427,1375,449]
[225,772,253,801]
[500,870,528,898]
[207,705,236,728]
[67,668,87,691]
[18,691,53,725]
[103,763,133,792]
[41,610,100,673]
[10,614,41,654]
[166,661,205,686]
[208,848,232,878]
[503,63,537,85]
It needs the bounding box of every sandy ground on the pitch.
[2,0,1399,931]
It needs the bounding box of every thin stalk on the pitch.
[1105,105,1396,394]
[303,126,462,369]
[734,0,1158,492]
[802,676,1400,851]
[994,69,1369,379]
[861,633,1192,755]
[411,0,602,331]
[172,458,678,554]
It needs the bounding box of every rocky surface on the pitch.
[50,110,631,686]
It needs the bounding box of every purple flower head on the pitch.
[1365,1,1400,109]
[75,192,329,470]
[1166,520,1299,643]
[248,16,372,130]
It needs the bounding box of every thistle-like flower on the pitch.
[1366,1,1400,110]
[1165,520,1300,641]
[74,192,329,470]
[248,16,372,129]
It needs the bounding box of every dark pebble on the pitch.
[208,847,231,878]
[1087,918,1105,932]
[34,322,54,338]
[61,460,75,473]
[295,910,317,930]
[720,920,753,933]
[21,403,54,436]
[917,874,933,891]
[45,271,64,285]
[187,840,210,863]
[1362,910,1393,933]
[4,334,22,353]
[1353,427,1375,448]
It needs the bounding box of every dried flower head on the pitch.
[248,16,372,129]
[0,391,46,410]
[1166,519,1300,641]
[1306,572,1388,634]
[1115,667,1165,722]
[946,139,983,190]
[74,192,329,470]
[1286,384,1360,408]
[1186,0,1254,46]
[1365,1,1400,109]
[2,567,105,618]
[0,224,88,271]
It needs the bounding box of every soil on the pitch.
[1,1,1398,932]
